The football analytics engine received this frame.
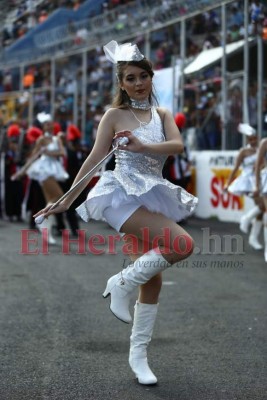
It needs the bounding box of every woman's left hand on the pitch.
[114,130,145,153]
[253,188,260,197]
[11,170,24,181]
[223,183,229,193]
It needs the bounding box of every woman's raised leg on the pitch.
[118,207,194,384]
[102,206,194,323]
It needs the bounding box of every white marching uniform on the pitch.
[76,107,198,232]
[228,152,257,196]
[27,136,69,183]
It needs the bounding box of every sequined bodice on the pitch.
[114,107,166,178]
[40,137,59,160]
[242,152,257,172]
[76,106,198,224]
[46,136,59,151]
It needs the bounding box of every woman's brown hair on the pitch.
[111,59,158,108]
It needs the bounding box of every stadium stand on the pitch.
[0,0,266,152]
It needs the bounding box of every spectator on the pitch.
[3,71,12,92]
[38,10,48,24]
[23,68,35,88]
[5,124,24,222]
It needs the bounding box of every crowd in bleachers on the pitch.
[0,0,134,49]
[0,0,267,152]
[1,0,81,48]
[0,0,267,224]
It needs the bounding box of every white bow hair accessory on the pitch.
[103,40,144,64]
[37,112,52,124]
[238,123,256,136]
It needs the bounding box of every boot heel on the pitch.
[102,289,110,298]
[102,273,132,323]
[102,278,112,298]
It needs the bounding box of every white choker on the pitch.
[129,98,151,110]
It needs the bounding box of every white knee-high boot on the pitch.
[129,302,158,385]
[263,213,267,262]
[240,206,261,234]
[248,219,263,250]
[103,248,171,323]
[37,215,57,245]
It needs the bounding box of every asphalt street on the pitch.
[0,216,266,400]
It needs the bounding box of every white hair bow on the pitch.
[238,123,256,136]
[103,40,144,63]
[37,112,52,124]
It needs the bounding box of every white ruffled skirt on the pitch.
[76,170,198,232]
[227,171,255,196]
[27,156,69,183]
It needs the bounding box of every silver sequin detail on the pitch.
[76,107,198,223]
[128,98,151,110]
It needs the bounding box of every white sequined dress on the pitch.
[76,107,198,231]
[27,136,69,183]
[228,152,257,195]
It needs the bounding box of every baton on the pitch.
[11,148,43,181]
[35,137,129,224]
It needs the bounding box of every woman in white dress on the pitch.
[34,41,198,385]
[13,113,68,243]
[224,124,264,250]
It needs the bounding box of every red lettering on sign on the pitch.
[210,177,220,207]
[210,176,242,210]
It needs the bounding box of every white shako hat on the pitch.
[238,123,256,136]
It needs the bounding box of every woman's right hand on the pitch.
[253,187,260,197]
[223,183,229,192]
[114,130,144,153]
[33,202,69,221]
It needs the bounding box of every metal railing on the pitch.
[1,0,254,151]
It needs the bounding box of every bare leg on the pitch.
[121,207,193,304]
[38,177,64,244]
[254,195,265,212]
[262,196,267,211]
[121,206,194,265]
[262,196,267,262]
[41,177,64,204]
[121,207,194,303]
[120,207,194,385]
[103,206,194,323]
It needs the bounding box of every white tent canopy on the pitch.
[184,38,253,75]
